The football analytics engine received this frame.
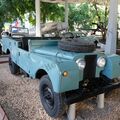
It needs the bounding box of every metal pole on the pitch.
[67,104,76,120]
[98,0,118,110]
[35,0,41,37]
[105,0,118,54]
[65,0,69,30]
[65,2,75,117]
[97,93,105,109]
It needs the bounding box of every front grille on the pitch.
[83,55,97,79]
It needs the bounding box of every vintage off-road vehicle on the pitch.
[1,31,120,118]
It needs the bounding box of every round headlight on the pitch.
[76,59,86,69]
[97,57,106,67]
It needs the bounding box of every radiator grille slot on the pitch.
[83,55,97,79]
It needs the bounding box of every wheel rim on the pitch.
[42,85,54,109]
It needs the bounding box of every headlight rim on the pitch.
[76,58,86,70]
[97,56,106,67]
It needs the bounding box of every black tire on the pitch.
[58,38,95,53]
[39,75,66,118]
[61,32,74,38]
[9,55,19,74]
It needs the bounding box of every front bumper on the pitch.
[64,79,120,105]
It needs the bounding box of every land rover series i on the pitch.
[1,31,120,118]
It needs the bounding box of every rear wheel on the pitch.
[39,75,66,118]
[9,55,19,74]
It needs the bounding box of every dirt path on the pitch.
[0,63,120,120]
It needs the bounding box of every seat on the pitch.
[21,37,42,51]
[21,37,61,51]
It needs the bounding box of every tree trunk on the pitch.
[0,22,4,38]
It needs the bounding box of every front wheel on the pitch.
[39,75,67,118]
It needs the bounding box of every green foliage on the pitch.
[28,2,64,25]
[0,0,109,38]
[69,2,108,31]
[0,0,34,21]
[41,3,64,23]
[0,0,34,31]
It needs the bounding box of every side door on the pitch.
[17,48,30,74]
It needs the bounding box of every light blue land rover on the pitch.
[1,31,120,118]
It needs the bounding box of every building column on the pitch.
[105,0,118,54]
[65,0,69,30]
[67,104,76,120]
[35,0,41,37]
[97,94,105,109]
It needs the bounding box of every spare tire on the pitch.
[58,37,95,53]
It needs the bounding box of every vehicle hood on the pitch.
[33,46,104,61]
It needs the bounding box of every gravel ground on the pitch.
[0,63,120,120]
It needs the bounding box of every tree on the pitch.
[0,0,64,32]
[41,3,64,23]
[0,0,34,37]
[68,1,110,42]
[69,3,95,30]
[28,2,64,25]
[91,0,109,42]
[0,0,111,42]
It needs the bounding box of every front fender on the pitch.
[58,60,81,93]
[29,53,80,93]
[34,60,80,93]
[30,59,62,93]
[102,54,120,79]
